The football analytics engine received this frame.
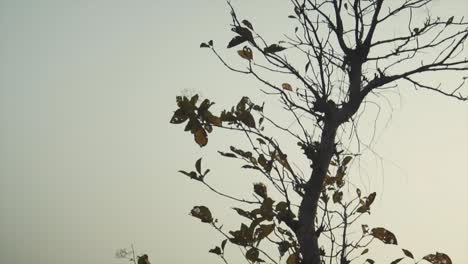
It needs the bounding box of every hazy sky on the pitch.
[0,1,467,264]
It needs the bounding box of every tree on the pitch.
[171,1,467,264]
[115,245,151,264]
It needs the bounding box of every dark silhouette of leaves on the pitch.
[246,248,263,262]
[260,197,275,221]
[221,239,227,250]
[170,1,465,263]
[253,182,267,199]
[357,192,376,213]
[232,26,254,42]
[137,254,150,264]
[242,19,253,30]
[209,246,222,255]
[195,158,202,174]
[371,227,397,245]
[390,258,404,264]
[229,223,253,246]
[332,191,343,204]
[190,206,213,223]
[178,170,198,180]
[227,36,247,48]
[170,108,190,124]
[423,252,452,264]
[232,207,254,219]
[286,253,299,264]
[402,249,414,259]
[446,16,454,26]
[255,224,275,241]
[238,46,253,60]
[218,151,237,158]
[194,128,208,147]
[342,156,352,166]
[264,44,286,54]
[282,83,293,91]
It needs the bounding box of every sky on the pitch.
[0,0,467,264]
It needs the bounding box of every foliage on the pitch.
[172,0,467,263]
[115,245,151,264]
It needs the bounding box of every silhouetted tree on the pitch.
[115,245,150,264]
[171,1,467,264]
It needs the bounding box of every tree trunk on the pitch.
[297,120,338,264]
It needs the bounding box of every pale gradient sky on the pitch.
[0,1,467,264]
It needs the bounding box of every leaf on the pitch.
[178,170,198,180]
[254,182,268,199]
[368,192,376,205]
[198,98,214,113]
[361,249,369,255]
[264,44,286,54]
[390,258,404,264]
[371,227,398,245]
[238,47,253,60]
[402,249,414,259]
[232,207,253,219]
[218,151,237,158]
[230,146,252,159]
[242,164,260,170]
[277,241,290,257]
[237,111,256,128]
[257,154,267,168]
[195,158,202,174]
[255,224,275,241]
[282,83,293,91]
[275,201,295,222]
[286,253,299,264]
[362,224,369,234]
[236,96,248,112]
[446,16,454,26]
[342,156,352,166]
[332,191,343,203]
[200,42,210,48]
[232,26,254,42]
[305,61,310,72]
[357,192,377,213]
[275,201,288,212]
[423,252,452,264]
[246,248,263,262]
[170,109,190,124]
[227,36,247,48]
[288,15,296,19]
[229,223,253,246]
[190,206,213,223]
[204,123,213,133]
[194,128,208,147]
[208,40,213,46]
[207,112,222,126]
[209,246,222,255]
[221,239,227,250]
[242,19,253,30]
[365,259,375,264]
[260,198,275,221]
